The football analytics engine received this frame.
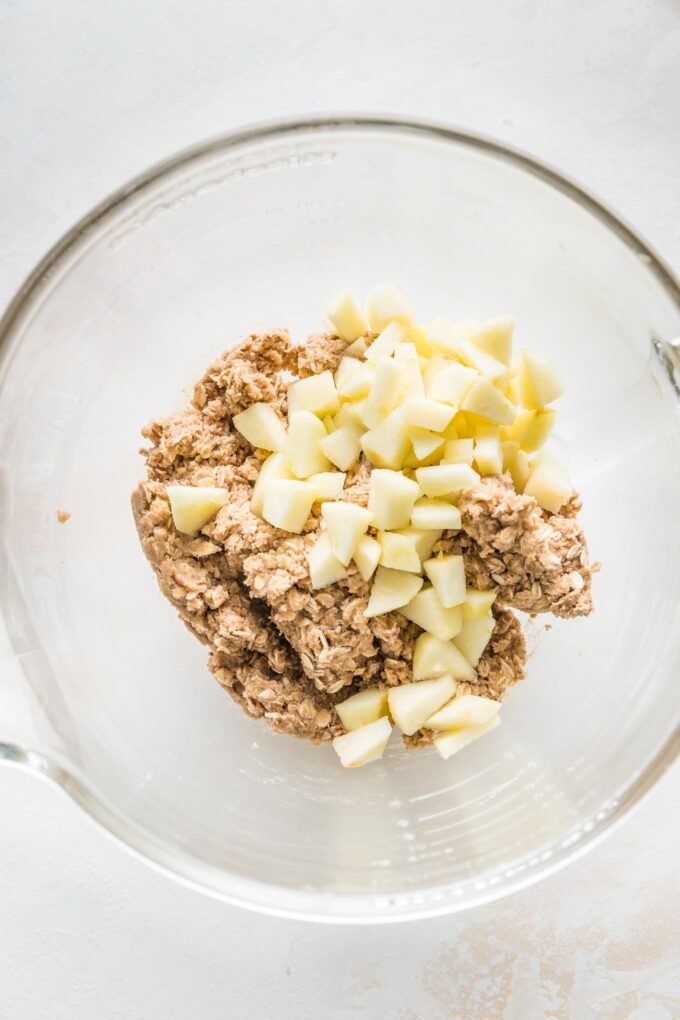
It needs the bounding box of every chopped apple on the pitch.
[410,428,445,462]
[288,370,340,417]
[335,360,374,401]
[364,321,407,362]
[308,532,348,589]
[334,401,366,434]
[365,282,416,332]
[345,335,369,358]
[442,438,474,466]
[502,441,531,492]
[413,633,476,682]
[523,450,572,513]
[393,342,425,396]
[433,715,500,759]
[361,411,413,469]
[425,317,478,354]
[456,340,508,386]
[332,716,392,767]
[321,502,373,566]
[400,396,456,432]
[470,316,514,366]
[400,586,463,641]
[368,469,421,529]
[166,485,228,536]
[514,350,563,408]
[309,471,346,501]
[474,430,503,476]
[261,479,317,533]
[319,427,362,471]
[364,356,409,425]
[461,376,516,425]
[232,402,287,453]
[377,531,422,573]
[425,693,500,730]
[462,588,497,619]
[334,355,362,392]
[521,408,557,452]
[453,612,495,667]
[336,688,390,731]
[393,526,442,561]
[415,463,480,498]
[364,566,424,618]
[353,534,381,581]
[425,358,478,406]
[423,554,466,608]
[288,411,332,478]
[409,498,460,531]
[323,415,337,434]
[405,325,435,358]
[326,289,367,342]
[251,452,293,515]
[452,412,473,439]
[388,674,457,736]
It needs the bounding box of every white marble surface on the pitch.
[1,1,679,1017]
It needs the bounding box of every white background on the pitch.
[1,2,679,1017]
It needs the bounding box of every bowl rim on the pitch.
[1,113,679,923]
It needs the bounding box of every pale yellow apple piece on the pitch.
[520,408,557,453]
[166,485,228,536]
[353,534,381,581]
[288,410,332,478]
[232,402,287,452]
[326,289,367,342]
[368,469,421,530]
[410,428,445,462]
[345,335,368,358]
[461,376,516,426]
[288,370,340,417]
[364,320,407,362]
[462,588,497,619]
[336,688,390,731]
[400,396,456,432]
[334,355,363,392]
[387,674,457,736]
[453,612,495,667]
[400,586,463,641]
[321,501,373,566]
[425,358,478,406]
[423,554,466,608]
[251,452,293,515]
[413,633,476,682]
[393,526,442,562]
[456,340,509,386]
[409,498,460,531]
[442,438,474,465]
[405,324,435,358]
[452,412,473,438]
[425,693,500,730]
[377,531,422,573]
[501,441,531,493]
[514,350,564,408]
[364,356,409,426]
[524,450,572,513]
[319,427,362,472]
[470,316,514,367]
[336,360,374,401]
[425,317,478,354]
[364,567,424,618]
[365,282,416,332]
[415,463,480,498]
[308,471,346,501]
[474,431,503,476]
[332,716,392,768]
[433,715,500,760]
[361,411,413,469]
[323,415,337,434]
[393,342,425,396]
[333,401,366,434]
[261,479,317,533]
[308,532,348,589]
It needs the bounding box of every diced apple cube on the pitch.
[521,408,557,452]
[442,438,474,465]
[405,325,435,358]
[462,588,497,619]
[425,317,478,354]
[433,715,500,759]
[453,612,495,667]
[364,356,409,426]
[425,693,500,730]
[326,289,367,342]
[462,376,516,425]
[335,359,374,401]
[400,396,455,432]
[364,567,424,618]
[400,586,463,641]
[251,452,293,515]
[470,316,514,366]
[336,688,390,731]
[502,441,531,493]
[319,427,362,471]
[423,554,466,608]
[413,633,476,682]
[308,471,346,501]
[365,282,416,332]
[166,485,228,536]
[377,531,422,573]
[393,526,442,562]
[456,340,508,386]
[393,342,425,395]
[261,479,317,533]
[474,430,503,476]
[308,532,348,589]
[288,371,340,417]
[334,355,362,392]
[425,358,478,406]
[409,428,445,462]
[332,716,392,767]
[415,463,480,498]
[345,335,369,358]
[368,469,421,530]
[321,502,373,566]
[333,402,366,434]
[288,411,332,478]
[361,412,413,469]
[452,412,473,439]
[364,321,407,362]
[523,451,572,513]
[232,402,287,452]
[388,675,457,736]
[353,534,381,581]
[515,350,564,408]
[411,497,462,531]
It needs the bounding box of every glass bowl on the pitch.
[1,116,679,923]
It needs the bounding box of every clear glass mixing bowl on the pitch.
[1,117,679,923]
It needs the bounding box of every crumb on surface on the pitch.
[56,510,71,523]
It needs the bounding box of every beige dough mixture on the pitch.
[132,330,593,747]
